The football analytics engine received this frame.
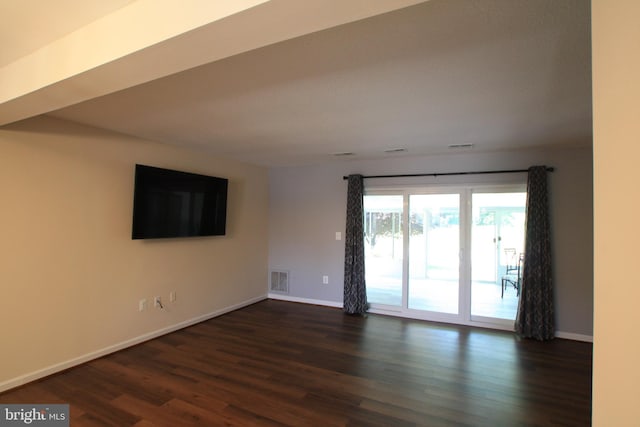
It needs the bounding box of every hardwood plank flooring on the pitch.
[0,300,592,426]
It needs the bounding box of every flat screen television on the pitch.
[132,164,228,239]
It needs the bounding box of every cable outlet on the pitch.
[154,296,163,309]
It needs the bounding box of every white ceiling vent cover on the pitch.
[270,270,289,294]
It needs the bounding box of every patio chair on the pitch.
[501,250,523,298]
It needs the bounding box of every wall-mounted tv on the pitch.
[132,164,228,239]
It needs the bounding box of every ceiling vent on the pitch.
[448,143,474,149]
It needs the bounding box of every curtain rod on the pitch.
[342,167,554,180]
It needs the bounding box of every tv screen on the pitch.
[132,164,228,239]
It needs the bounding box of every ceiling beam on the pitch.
[0,0,427,126]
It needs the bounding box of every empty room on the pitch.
[0,0,637,426]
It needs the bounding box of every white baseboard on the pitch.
[0,295,268,394]
[555,331,593,342]
[268,293,343,308]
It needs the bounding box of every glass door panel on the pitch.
[408,194,460,314]
[471,192,526,320]
[364,195,403,306]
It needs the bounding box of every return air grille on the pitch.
[270,270,289,294]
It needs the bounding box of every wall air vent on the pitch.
[270,270,289,294]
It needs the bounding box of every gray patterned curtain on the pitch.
[343,174,368,315]
[515,166,554,340]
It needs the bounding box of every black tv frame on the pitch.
[131,164,228,239]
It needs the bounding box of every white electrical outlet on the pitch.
[323,275,329,284]
[335,232,342,241]
[169,291,176,302]
[139,298,147,312]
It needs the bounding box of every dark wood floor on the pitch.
[0,300,592,426]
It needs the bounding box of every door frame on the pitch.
[365,183,526,331]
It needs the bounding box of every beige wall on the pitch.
[0,116,269,390]
[592,1,640,424]
[592,0,640,426]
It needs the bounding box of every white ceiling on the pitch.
[7,0,592,167]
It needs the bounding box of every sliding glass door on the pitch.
[364,195,403,307]
[471,192,526,321]
[408,194,460,314]
[364,185,525,328]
